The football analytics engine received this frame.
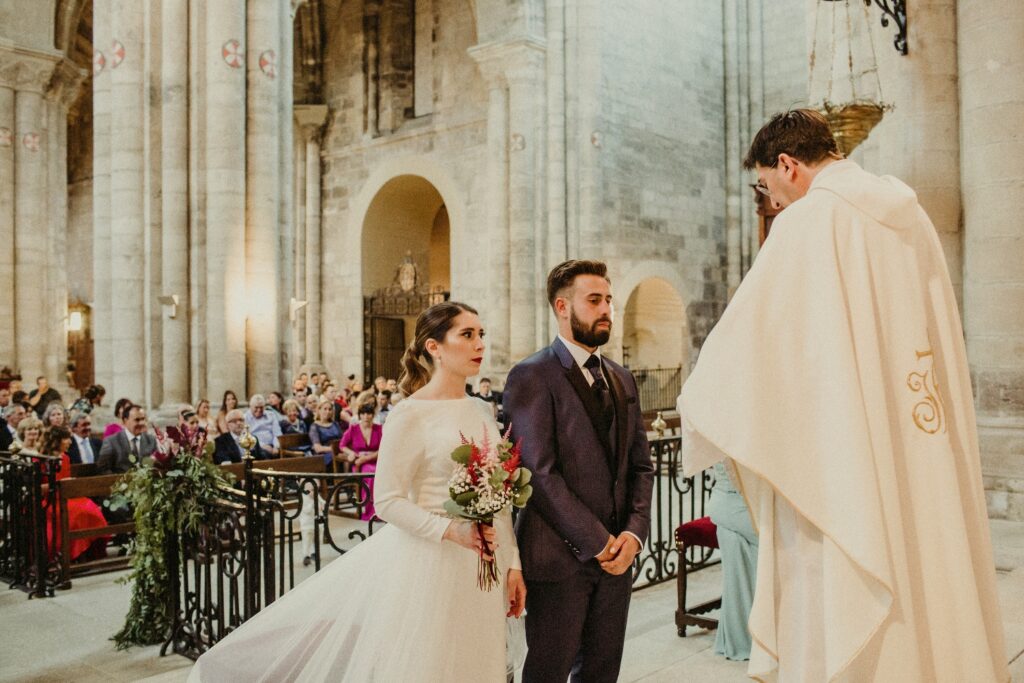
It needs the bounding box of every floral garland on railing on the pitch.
[108,426,230,649]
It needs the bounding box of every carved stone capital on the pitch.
[46,59,88,109]
[295,103,330,142]
[468,38,546,89]
[0,46,61,93]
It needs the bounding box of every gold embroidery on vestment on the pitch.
[907,348,946,434]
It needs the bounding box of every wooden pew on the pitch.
[57,473,133,581]
[278,433,311,458]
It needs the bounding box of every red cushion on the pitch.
[676,516,718,549]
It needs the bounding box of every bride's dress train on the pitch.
[188,397,520,682]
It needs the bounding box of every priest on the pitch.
[678,109,1008,682]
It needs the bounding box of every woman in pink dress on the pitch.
[102,398,134,439]
[338,401,382,520]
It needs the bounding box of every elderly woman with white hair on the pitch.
[243,394,280,457]
[43,402,69,430]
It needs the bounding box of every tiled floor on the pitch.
[2,519,1023,682]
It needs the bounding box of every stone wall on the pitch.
[590,0,726,368]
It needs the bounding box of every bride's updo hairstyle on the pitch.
[398,301,479,396]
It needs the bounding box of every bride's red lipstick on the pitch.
[471,357,483,364]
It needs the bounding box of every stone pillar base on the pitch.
[980,416,1024,521]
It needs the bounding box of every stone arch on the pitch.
[351,159,466,379]
[620,277,688,371]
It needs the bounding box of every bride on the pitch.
[189,301,526,682]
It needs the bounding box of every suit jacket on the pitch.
[213,432,267,464]
[68,435,103,465]
[504,338,655,582]
[96,430,157,474]
[0,424,14,452]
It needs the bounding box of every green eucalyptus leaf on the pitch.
[454,490,478,506]
[515,468,532,486]
[450,444,473,465]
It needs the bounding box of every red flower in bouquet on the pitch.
[446,424,533,590]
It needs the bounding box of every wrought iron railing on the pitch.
[631,436,717,589]
[630,366,684,413]
[162,459,376,660]
[0,451,62,598]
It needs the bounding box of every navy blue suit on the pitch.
[67,435,103,465]
[504,337,654,683]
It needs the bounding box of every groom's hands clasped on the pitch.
[598,532,641,576]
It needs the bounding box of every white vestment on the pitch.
[678,160,1008,682]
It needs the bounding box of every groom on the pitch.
[504,259,655,683]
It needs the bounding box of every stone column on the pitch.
[469,44,511,371]
[959,0,1024,520]
[504,41,546,360]
[160,0,190,408]
[45,60,87,391]
[0,55,16,369]
[13,52,59,380]
[295,104,328,369]
[292,122,307,367]
[278,0,296,388]
[245,0,283,392]
[204,0,249,399]
[108,0,146,402]
[92,0,113,388]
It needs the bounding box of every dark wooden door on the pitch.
[368,317,405,381]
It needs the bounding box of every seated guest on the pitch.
[70,384,106,415]
[27,376,62,418]
[215,390,239,436]
[16,416,45,454]
[301,392,319,427]
[1,403,27,452]
[338,402,381,521]
[177,406,200,434]
[43,402,69,430]
[708,461,759,661]
[308,399,342,466]
[103,398,134,438]
[0,386,9,411]
[195,399,217,434]
[291,377,309,401]
[373,390,392,425]
[244,394,280,456]
[279,399,307,433]
[385,378,398,393]
[68,412,102,465]
[40,426,109,562]
[266,391,285,420]
[323,383,353,425]
[96,405,156,475]
[213,409,268,464]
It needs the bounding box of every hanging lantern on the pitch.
[809,0,892,156]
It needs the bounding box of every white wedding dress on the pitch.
[188,396,521,682]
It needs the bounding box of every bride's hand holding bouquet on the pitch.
[444,425,533,594]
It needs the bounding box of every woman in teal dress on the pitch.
[707,460,758,660]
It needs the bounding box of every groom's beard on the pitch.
[570,309,612,347]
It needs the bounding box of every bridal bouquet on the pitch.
[445,425,533,590]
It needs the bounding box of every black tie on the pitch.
[584,354,614,427]
[131,436,140,459]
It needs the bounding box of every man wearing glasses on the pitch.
[678,109,1007,682]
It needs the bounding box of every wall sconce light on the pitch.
[68,310,84,332]
[289,297,308,321]
[158,294,180,319]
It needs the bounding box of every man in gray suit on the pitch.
[96,404,156,474]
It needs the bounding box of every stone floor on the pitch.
[2,520,1023,682]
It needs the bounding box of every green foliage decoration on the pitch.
[108,446,232,650]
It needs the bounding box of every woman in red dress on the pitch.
[41,426,110,561]
[338,402,382,521]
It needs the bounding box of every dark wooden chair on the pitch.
[675,516,721,637]
[278,433,311,458]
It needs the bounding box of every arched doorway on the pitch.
[622,278,688,411]
[361,175,451,381]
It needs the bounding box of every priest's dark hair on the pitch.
[546,259,610,309]
[743,109,841,170]
[398,301,479,397]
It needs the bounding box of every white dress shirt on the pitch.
[76,434,95,464]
